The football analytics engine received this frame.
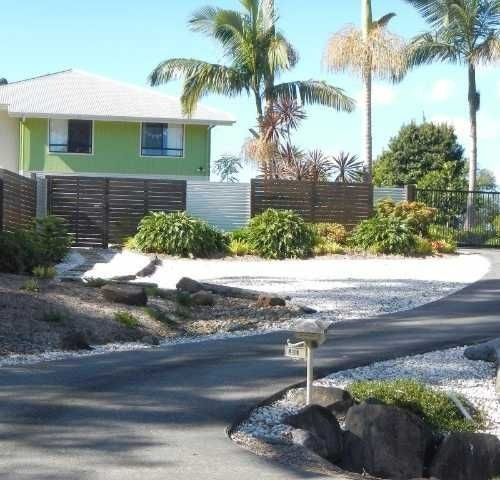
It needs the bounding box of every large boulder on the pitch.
[342,402,431,480]
[429,432,500,480]
[288,386,354,417]
[255,294,286,308]
[284,405,343,461]
[464,339,500,363]
[102,284,147,306]
[290,429,329,459]
[176,277,203,294]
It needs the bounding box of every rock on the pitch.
[342,402,431,480]
[284,405,343,461]
[255,294,286,308]
[464,339,500,363]
[110,275,137,282]
[102,284,148,306]
[190,290,215,306]
[61,332,92,351]
[299,305,318,315]
[176,277,203,294]
[429,432,500,480]
[141,335,160,346]
[136,257,160,278]
[291,429,329,459]
[288,386,354,417]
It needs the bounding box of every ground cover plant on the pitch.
[347,378,484,433]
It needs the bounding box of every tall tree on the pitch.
[149,0,354,129]
[405,0,500,193]
[324,0,407,181]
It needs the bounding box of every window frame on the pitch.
[139,122,185,159]
[47,119,94,156]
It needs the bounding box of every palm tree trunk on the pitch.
[362,0,373,183]
[362,67,373,183]
[466,62,478,229]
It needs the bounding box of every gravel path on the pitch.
[85,250,490,322]
[233,346,500,451]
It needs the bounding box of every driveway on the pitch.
[1,250,500,480]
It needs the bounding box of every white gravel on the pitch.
[233,346,500,447]
[86,250,490,322]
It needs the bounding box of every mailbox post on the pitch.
[285,319,333,405]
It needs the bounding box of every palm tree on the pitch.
[405,0,500,196]
[324,0,407,182]
[331,152,364,183]
[149,0,354,130]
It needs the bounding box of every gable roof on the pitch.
[0,69,235,126]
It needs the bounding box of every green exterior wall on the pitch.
[21,119,211,177]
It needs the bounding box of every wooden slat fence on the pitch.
[251,179,373,227]
[47,176,186,247]
[0,169,36,232]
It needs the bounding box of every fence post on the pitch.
[405,184,417,202]
[103,179,110,248]
[35,175,48,218]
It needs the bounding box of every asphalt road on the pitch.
[1,251,500,480]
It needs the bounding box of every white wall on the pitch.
[0,111,19,173]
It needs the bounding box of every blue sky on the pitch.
[3,0,499,182]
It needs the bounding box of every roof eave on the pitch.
[8,111,236,126]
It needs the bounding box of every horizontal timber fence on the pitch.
[251,179,373,227]
[46,176,186,247]
[0,169,36,232]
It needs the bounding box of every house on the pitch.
[0,70,235,180]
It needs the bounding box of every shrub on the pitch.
[313,240,345,256]
[33,216,72,265]
[134,212,227,258]
[427,225,457,243]
[123,236,138,250]
[351,216,417,255]
[228,239,251,256]
[33,265,57,279]
[114,311,139,328]
[314,223,348,244]
[347,379,484,433]
[431,239,457,254]
[247,209,315,259]
[0,232,28,273]
[229,228,250,242]
[414,237,433,256]
[376,200,437,236]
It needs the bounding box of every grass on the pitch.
[347,379,485,433]
[21,278,40,293]
[144,306,178,327]
[33,265,57,279]
[114,311,139,328]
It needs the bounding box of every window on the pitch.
[49,119,93,154]
[141,123,184,157]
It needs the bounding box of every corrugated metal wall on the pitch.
[373,187,407,205]
[186,181,251,232]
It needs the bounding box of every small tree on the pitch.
[331,152,364,183]
[373,121,466,189]
[213,155,242,183]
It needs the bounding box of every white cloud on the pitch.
[356,84,396,107]
[431,113,500,145]
[431,79,456,102]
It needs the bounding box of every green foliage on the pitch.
[114,311,139,328]
[144,306,177,327]
[476,168,497,192]
[41,310,65,323]
[228,239,251,256]
[123,236,138,250]
[33,265,57,279]
[347,379,484,433]
[431,239,457,254]
[414,237,433,256]
[213,154,242,183]
[21,278,40,293]
[314,223,348,244]
[376,200,437,236]
[229,228,250,242]
[313,240,345,256]
[134,212,227,258]
[176,291,193,307]
[33,217,72,266]
[351,216,417,255]
[373,121,466,189]
[247,209,315,259]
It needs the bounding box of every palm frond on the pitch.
[332,152,364,183]
[404,0,458,28]
[373,13,397,29]
[269,81,355,112]
[471,33,500,63]
[407,32,461,66]
[324,25,408,81]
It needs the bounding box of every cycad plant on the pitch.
[405,0,500,195]
[332,152,364,183]
[324,0,407,181]
[150,0,354,128]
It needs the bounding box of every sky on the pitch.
[2,0,499,182]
